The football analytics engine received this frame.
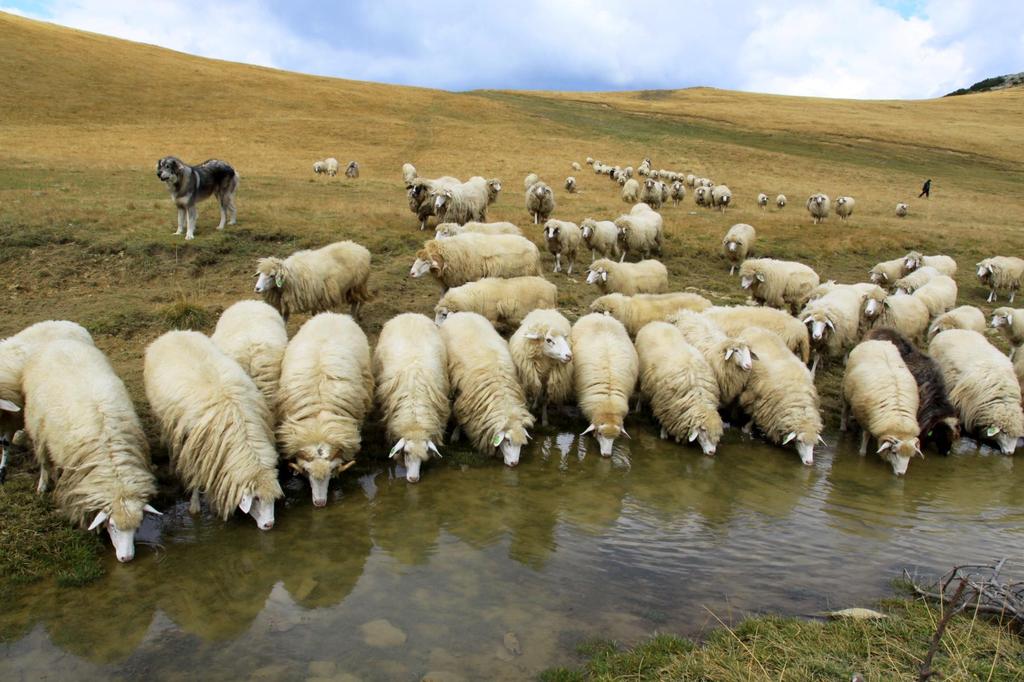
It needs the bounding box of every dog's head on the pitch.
[156,156,185,183]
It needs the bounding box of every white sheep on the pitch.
[402,162,418,184]
[776,194,787,208]
[374,313,450,483]
[640,179,665,209]
[486,178,502,205]
[711,185,732,212]
[277,314,373,506]
[440,312,535,466]
[635,322,722,454]
[902,251,957,278]
[976,256,1024,303]
[621,178,641,203]
[834,196,855,220]
[721,223,756,275]
[928,306,986,341]
[737,327,823,465]
[799,286,867,375]
[860,287,931,344]
[523,172,539,190]
[571,161,582,171]
[990,307,1024,352]
[525,181,556,224]
[590,292,712,337]
[313,160,326,175]
[757,193,768,210]
[544,219,582,274]
[893,265,940,294]
[144,331,282,529]
[929,329,1023,454]
[869,257,907,287]
[739,258,821,314]
[571,313,638,456]
[407,175,462,229]
[410,233,542,291]
[565,176,577,193]
[670,309,755,407]
[434,276,557,332]
[910,275,957,317]
[895,203,909,218]
[433,176,491,225]
[434,221,522,238]
[23,340,159,562]
[841,340,921,475]
[586,258,668,296]
[211,301,288,409]
[585,157,594,166]
[509,309,574,426]
[580,219,622,262]
[615,203,663,261]
[806,193,830,223]
[345,161,359,178]
[693,185,711,207]
[254,240,371,322]
[0,320,93,484]
[324,157,339,176]
[670,181,686,206]
[702,305,811,364]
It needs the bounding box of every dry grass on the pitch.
[0,11,1023,584]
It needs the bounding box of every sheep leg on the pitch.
[859,431,869,456]
[36,465,50,494]
[0,438,9,484]
[541,402,549,428]
[175,207,185,235]
[619,251,626,263]
[533,213,538,225]
[554,254,561,273]
[840,397,849,432]
[451,425,461,443]
[729,264,735,276]
[810,354,819,378]
[567,259,574,275]
[659,427,668,440]
[189,488,201,515]
[1011,291,1016,304]
[741,420,754,435]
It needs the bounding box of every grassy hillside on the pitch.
[1,10,1022,490]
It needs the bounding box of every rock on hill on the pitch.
[946,72,1024,97]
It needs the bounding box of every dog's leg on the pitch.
[186,205,198,240]
[175,208,185,235]
[227,194,237,225]
[217,195,227,231]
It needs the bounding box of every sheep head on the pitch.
[689,427,717,456]
[543,221,561,241]
[433,305,451,326]
[88,499,162,563]
[288,444,356,507]
[525,330,572,363]
[876,437,922,476]
[723,343,755,371]
[781,432,820,466]
[581,419,627,457]
[580,221,594,240]
[254,257,285,293]
[389,438,441,483]
[802,312,835,343]
[586,266,608,285]
[991,309,1013,329]
[493,426,530,467]
[983,425,1019,455]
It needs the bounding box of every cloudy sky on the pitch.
[4,0,1022,99]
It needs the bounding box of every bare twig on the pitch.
[919,578,968,681]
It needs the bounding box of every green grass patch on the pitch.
[159,297,215,331]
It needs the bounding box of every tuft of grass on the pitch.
[547,598,1024,681]
[159,297,214,331]
[0,474,104,594]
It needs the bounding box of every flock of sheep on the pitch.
[313,157,359,178]
[2,154,1023,564]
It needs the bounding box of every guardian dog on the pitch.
[156,156,238,240]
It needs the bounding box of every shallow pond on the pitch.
[2,424,1022,680]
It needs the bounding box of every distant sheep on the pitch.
[990,307,1024,351]
[910,276,957,317]
[928,306,986,341]
[806,194,830,224]
[615,203,663,261]
[670,310,754,407]
[435,221,522,238]
[440,312,534,466]
[702,305,811,364]
[587,258,668,296]
[523,172,539,189]
[640,179,665,209]
[895,203,908,218]
[410,233,542,291]
[841,340,920,475]
[565,176,577,193]
[211,301,288,408]
[571,161,582,171]
[776,194,787,208]
[486,179,502,205]
[544,219,582,274]
[434,276,557,332]
[738,326,823,465]
[865,328,960,455]
[144,331,281,529]
[580,219,622,262]
[434,176,491,226]
[590,292,712,336]
[585,157,594,166]
[976,256,1024,303]
[526,181,555,224]
[929,329,1023,454]
[739,258,821,314]
[834,196,855,220]
[23,340,158,562]
[277,314,373,506]
[721,223,756,275]
[670,181,686,206]
[902,252,957,278]
[893,266,940,294]
[621,178,641,203]
[636,322,723,454]
[374,313,450,483]
[324,157,339,177]
[509,309,574,426]
[860,287,931,344]
[572,313,638,456]
[255,240,371,322]
[313,160,326,175]
[402,162,417,184]
[757,193,768,210]
[694,185,711,207]
[345,161,359,178]
[711,185,732,212]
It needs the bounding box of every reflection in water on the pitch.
[3,424,1024,679]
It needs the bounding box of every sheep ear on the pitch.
[428,441,442,458]
[688,430,699,443]
[817,435,827,446]
[88,511,109,531]
[877,440,892,453]
[1008,314,1013,325]
[826,319,835,330]
[620,427,630,439]
[756,273,765,282]
[239,494,254,514]
[782,432,796,445]
[492,431,506,447]
[288,461,303,473]
[0,398,20,413]
[581,424,596,436]
[274,275,284,288]
[389,439,406,459]
[143,504,163,516]
[524,332,542,340]
[724,348,734,361]
[802,316,812,324]
[986,426,1000,437]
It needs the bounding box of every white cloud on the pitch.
[6,0,1022,98]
